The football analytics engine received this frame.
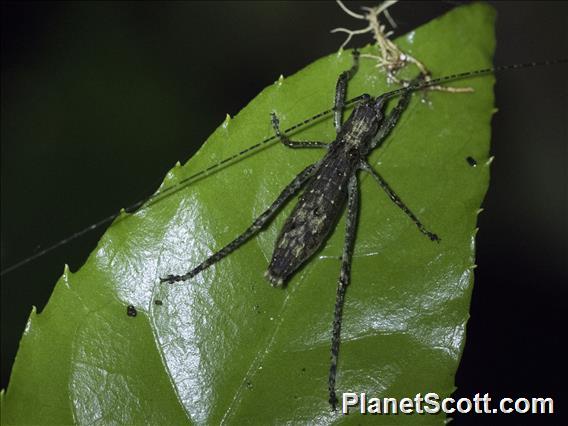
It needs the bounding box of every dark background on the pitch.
[1,1,566,424]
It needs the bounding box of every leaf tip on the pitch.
[62,263,72,284]
[223,113,231,128]
[20,305,38,337]
[163,163,182,186]
[118,207,130,219]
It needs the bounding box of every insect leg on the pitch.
[329,173,359,410]
[270,112,328,148]
[334,49,360,133]
[359,161,440,241]
[161,163,319,284]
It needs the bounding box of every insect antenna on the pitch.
[0,97,366,277]
[381,59,567,100]
[2,59,565,276]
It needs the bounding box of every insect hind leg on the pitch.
[329,174,359,410]
[360,162,440,242]
[161,163,318,284]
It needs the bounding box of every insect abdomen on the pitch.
[265,155,352,286]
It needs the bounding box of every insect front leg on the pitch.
[328,173,359,410]
[270,112,328,149]
[160,163,319,284]
[359,162,440,242]
[334,49,360,132]
[370,84,414,151]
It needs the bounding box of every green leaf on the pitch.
[1,3,495,424]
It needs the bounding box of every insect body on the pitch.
[162,51,441,409]
[2,3,567,423]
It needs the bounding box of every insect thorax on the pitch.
[336,101,382,156]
